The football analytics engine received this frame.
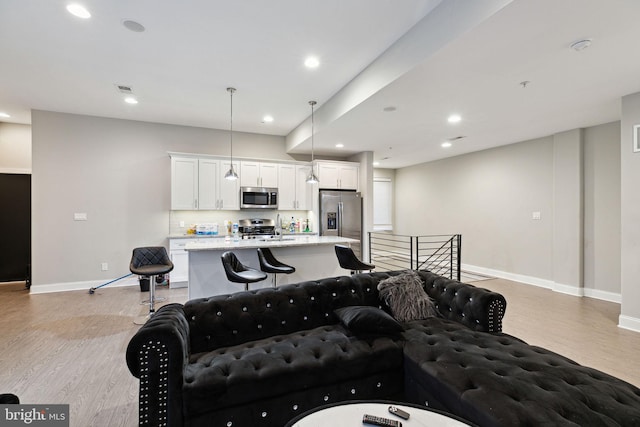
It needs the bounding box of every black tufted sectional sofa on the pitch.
[126,270,640,427]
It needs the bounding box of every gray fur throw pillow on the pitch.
[377,270,438,322]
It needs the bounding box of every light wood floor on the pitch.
[0,281,188,427]
[1,278,639,427]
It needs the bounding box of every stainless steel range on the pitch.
[238,218,276,239]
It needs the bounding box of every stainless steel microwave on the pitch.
[240,187,278,209]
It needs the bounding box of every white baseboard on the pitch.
[0,167,31,174]
[462,264,555,289]
[619,315,640,333]
[462,263,621,303]
[29,275,139,294]
[584,288,621,304]
[552,282,584,297]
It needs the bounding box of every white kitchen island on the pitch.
[184,235,359,299]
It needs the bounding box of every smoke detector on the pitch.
[570,39,592,51]
[123,20,145,33]
[115,84,134,94]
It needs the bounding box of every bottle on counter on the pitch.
[289,217,295,233]
[232,222,239,242]
[304,219,310,232]
[296,218,301,233]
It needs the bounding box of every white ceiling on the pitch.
[2,0,640,169]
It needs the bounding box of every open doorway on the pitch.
[0,173,31,285]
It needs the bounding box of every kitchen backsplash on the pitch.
[169,210,316,235]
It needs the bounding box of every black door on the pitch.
[0,173,31,282]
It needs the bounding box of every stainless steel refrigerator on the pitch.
[319,190,363,258]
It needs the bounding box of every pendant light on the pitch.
[224,87,239,180]
[306,100,319,184]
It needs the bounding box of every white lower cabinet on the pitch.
[169,238,194,288]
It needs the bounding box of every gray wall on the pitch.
[396,135,555,281]
[395,121,621,298]
[620,93,640,330]
[31,110,291,290]
[584,122,621,295]
[24,108,629,309]
[0,122,31,173]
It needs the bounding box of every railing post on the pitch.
[411,236,415,270]
[449,236,454,279]
[457,234,462,281]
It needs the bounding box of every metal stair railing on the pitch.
[368,232,413,272]
[416,234,461,281]
[368,232,461,280]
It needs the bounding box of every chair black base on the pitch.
[130,247,174,325]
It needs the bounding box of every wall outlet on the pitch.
[101,262,108,271]
[74,213,88,221]
[179,221,185,228]
[532,211,541,220]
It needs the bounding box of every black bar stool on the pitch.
[221,251,267,291]
[257,247,295,287]
[335,244,375,274]
[130,246,174,325]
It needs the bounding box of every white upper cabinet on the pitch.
[277,164,296,210]
[218,159,239,210]
[171,157,199,210]
[171,154,359,211]
[240,161,278,188]
[197,158,219,210]
[277,164,313,210]
[170,156,239,210]
[295,164,313,210]
[316,161,359,190]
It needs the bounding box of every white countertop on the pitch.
[168,234,220,239]
[184,235,357,251]
[169,232,318,240]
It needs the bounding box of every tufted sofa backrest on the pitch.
[183,270,506,354]
[417,270,506,332]
[184,272,403,354]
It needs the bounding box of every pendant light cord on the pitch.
[224,87,238,180]
[228,87,235,164]
[306,100,319,184]
[310,101,315,162]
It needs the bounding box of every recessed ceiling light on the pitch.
[441,142,452,148]
[262,115,274,123]
[124,97,138,104]
[373,161,380,166]
[123,20,145,33]
[335,143,344,148]
[66,4,91,19]
[0,112,10,118]
[447,114,461,124]
[304,56,320,68]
